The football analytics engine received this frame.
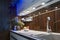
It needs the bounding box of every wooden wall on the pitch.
[55,9,60,33]
[26,11,55,31]
[24,1,60,33]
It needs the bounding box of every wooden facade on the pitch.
[23,1,60,33]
